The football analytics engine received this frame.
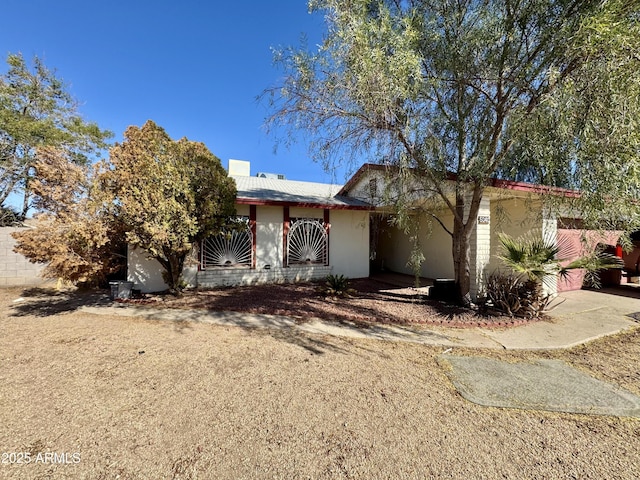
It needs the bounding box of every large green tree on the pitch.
[102,120,237,293]
[0,53,111,216]
[266,0,640,305]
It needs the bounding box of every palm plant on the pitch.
[485,231,623,317]
[497,231,623,290]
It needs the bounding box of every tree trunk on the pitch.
[451,184,484,306]
[0,177,19,207]
[157,250,187,296]
[20,189,30,219]
[19,165,34,219]
[452,216,472,306]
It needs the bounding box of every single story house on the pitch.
[128,161,627,298]
[127,160,372,292]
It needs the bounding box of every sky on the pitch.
[0,0,355,194]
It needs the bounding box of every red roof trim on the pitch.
[339,163,580,198]
[487,178,579,197]
[235,198,371,210]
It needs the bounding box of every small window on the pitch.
[369,178,378,198]
[201,217,253,269]
[287,218,328,266]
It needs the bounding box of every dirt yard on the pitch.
[1,286,639,479]
[120,278,522,327]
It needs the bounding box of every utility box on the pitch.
[109,281,134,300]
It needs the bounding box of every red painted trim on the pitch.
[338,163,581,198]
[487,178,579,197]
[250,205,257,269]
[235,198,371,210]
[324,209,330,266]
[283,207,290,267]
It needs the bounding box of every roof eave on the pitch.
[235,197,372,210]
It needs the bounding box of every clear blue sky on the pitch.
[0,0,353,187]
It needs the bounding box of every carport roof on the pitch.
[232,175,372,210]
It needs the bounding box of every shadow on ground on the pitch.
[10,287,111,317]
[257,328,352,356]
[135,277,506,328]
[9,285,357,356]
[597,285,640,300]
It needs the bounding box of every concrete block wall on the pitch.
[0,227,47,287]
[197,265,332,289]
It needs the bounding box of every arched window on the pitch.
[201,217,253,269]
[287,218,328,266]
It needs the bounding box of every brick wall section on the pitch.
[197,265,333,289]
[469,197,491,300]
[542,213,558,295]
[0,226,47,287]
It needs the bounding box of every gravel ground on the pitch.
[121,278,524,328]
[0,286,639,479]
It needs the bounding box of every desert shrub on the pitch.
[320,274,356,298]
[481,272,551,318]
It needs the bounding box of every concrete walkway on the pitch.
[81,287,639,351]
[439,355,640,418]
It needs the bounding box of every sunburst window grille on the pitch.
[201,217,253,269]
[287,218,328,266]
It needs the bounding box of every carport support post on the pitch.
[468,196,491,301]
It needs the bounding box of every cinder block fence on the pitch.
[0,226,47,287]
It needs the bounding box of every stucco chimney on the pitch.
[228,159,250,177]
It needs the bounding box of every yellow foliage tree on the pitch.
[12,147,125,285]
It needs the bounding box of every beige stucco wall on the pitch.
[127,246,170,293]
[376,221,411,274]
[235,204,250,216]
[127,204,371,292]
[376,210,455,279]
[255,206,283,269]
[290,207,323,219]
[344,169,389,206]
[487,196,545,274]
[374,195,552,298]
[419,211,456,279]
[328,210,370,278]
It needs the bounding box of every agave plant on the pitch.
[484,272,552,318]
[320,274,356,298]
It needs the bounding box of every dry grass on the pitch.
[0,286,639,479]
